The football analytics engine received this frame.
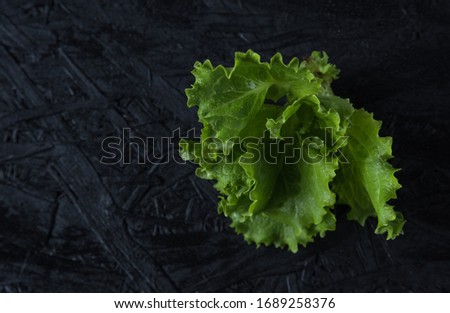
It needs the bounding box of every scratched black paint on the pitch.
[0,0,450,292]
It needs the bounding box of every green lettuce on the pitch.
[180,50,403,252]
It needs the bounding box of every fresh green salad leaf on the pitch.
[180,50,403,252]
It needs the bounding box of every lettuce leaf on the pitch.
[332,109,405,239]
[180,50,404,252]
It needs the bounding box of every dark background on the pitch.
[1,0,449,292]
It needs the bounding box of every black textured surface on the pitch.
[1,0,450,292]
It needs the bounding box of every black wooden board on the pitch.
[1,0,449,292]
